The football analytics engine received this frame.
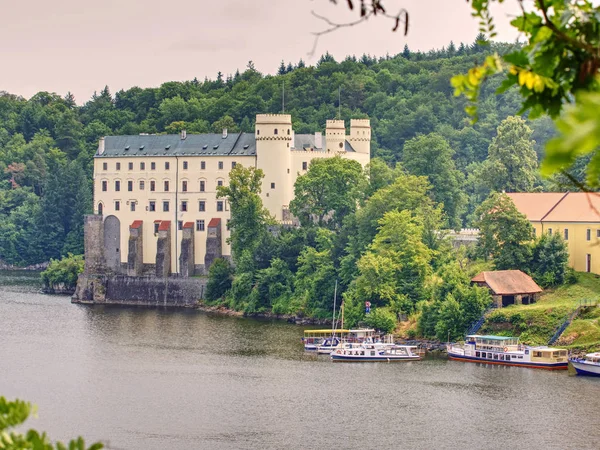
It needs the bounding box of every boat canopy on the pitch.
[304,329,351,336]
[467,335,516,340]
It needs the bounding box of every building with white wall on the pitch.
[93,114,370,274]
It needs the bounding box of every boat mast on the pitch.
[331,279,338,338]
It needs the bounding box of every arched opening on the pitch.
[104,215,121,273]
[97,202,103,215]
[274,128,278,135]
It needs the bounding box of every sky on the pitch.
[0,0,521,104]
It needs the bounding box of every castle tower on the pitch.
[255,114,292,221]
[349,119,371,154]
[325,120,346,153]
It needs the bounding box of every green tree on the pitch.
[476,192,534,271]
[364,307,397,334]
[40,254,84,292]
[402,133,466,229]
[216,165,272,267]
[0,396,103,449]
[290,156,367,229]
[530,233,569,288]
[205,258,234,302]
[482,116,538,193]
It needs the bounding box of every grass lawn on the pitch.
[479,272,600,346]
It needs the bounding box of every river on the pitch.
[1,271,599,450]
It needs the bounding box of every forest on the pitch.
[0,38,563,267]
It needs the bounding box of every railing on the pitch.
[465,307,493,336]
[548,298,598,345]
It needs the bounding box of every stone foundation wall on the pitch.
[73,274,206,307]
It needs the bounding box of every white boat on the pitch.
[570,352,600,376]
[302,329,350,352]
[447,335,568,370]
[331,342,421,362]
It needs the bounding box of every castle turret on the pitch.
[325,120,345,153]
[255,114,292,221]
[349,119,371,155]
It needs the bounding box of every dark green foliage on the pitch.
[529,233,569,288]
[364,307,397,334]
[205,258,234,302]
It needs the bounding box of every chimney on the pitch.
[98,137,105,155]
[222,128,228,139]
[180,129,187,140]
[314,132,322,149]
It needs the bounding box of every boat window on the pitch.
[371,351,375,356]
[476,352,480,357]
[493,354,498,360]
[518,356,523,359]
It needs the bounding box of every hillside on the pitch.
[0,40,557,266]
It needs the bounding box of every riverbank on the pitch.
[478,272,600,348]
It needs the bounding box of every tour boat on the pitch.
[447,335,568,370]
[569,352,600,376]
[302,329,350,352]
[331,342,421,362]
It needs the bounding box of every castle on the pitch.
[90,114,371,276]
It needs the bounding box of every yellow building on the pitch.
[507,192,600,274]
[93,114,371,274]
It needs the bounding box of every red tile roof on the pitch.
[130,220,143,229]
[158,220,170,231]
[208,218,221,228]
[472,270,542,295]
[507,192,600,223]
[183,221,194,229]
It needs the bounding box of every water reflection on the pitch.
[1,272,600,450]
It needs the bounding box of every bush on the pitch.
[205,258,234,302]
[40,253,84,291]
[364,307,397,334]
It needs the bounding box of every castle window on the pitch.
[103,162,107,171]
[164,181,169,192]
[150,181,155,192]
[597,230,600,238]
[218,180,223,187]
[98,203,103,215]
[200,180,205,192]
[183,161,188,170]
[271,182,275,189]
[287,129,290,135]
[178,221,183,230]
[217,201,224,212]
[257,130,260,135]
[548,228,552,235]
[302,161,307,170]
[102,180,107,191]
[182,180,188,192]
[128,180,133,192]
[232,161,237,169]
[201,161,206,170]
[151,162,156,170]
[140,162,145,170]
[154,222,159,234]
[149,201,156,212]
[130,202,136,212]
[116,162,121,170]
[163,201,169,212]
[564,229,569,240]
[196,220,205,231]
[199,201,205,212]
[274,128,278,135]
[115,180,120,192]
[181,201,188,212]
[339,142,343,148]
[218,161,224,170]
[115,201,120,211]
[165,162,170,170]
[139,180,145,190]
[587,229,591,241]
[128,162,133,170]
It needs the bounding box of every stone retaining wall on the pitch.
[73,274,206,307]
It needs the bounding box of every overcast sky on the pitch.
[1,0,521,103]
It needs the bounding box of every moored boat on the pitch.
[447,335,568,370]
[569,352,600,376]
[331,343,421,362]
[302,329,350,351]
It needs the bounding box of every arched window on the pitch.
[257,129,260,135]
[287,129,290,135]
[274,128,278,135]
[98,203,103,215]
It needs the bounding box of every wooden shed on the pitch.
[471,270,542,308]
